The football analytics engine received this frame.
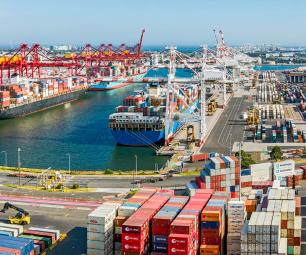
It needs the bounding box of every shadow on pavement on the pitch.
[48,227,87,255]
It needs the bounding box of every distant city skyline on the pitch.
[1,0,306,46]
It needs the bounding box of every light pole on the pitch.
[66,153,71,175]
[135,155,138,178]
[17,148,21,187]
[238,142,243,201]
[155,163,158,173]
[1,151,7,167]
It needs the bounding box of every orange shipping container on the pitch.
[200,245,220,255]
[201,208,222,222]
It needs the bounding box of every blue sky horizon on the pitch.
[1,0,306,46]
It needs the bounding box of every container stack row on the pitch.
[257,104,284,120]
[170,189,212,255]
[200,192,229,255]
[227,201,246,255]
[87,202,122,255]
[122,191,173,254]
[0,223,61,255]
[115,188,156,254]
[0,235,35,255]
[20,227,61,254]
[267,189,301,255]
[256,82,279,103]
[200,156,240,198]
[241,211,281,254]
[0,76,88,109]
[151,196,189,254]
[241,188,301,255]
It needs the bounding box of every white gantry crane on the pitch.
[164,45,209,145]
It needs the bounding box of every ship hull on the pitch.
[110,101,198,146]
[111,130,165,146]
[0,89,86,119]
[89,82,131,91]
[89,73,145,91]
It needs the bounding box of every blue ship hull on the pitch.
[111,130,165,146]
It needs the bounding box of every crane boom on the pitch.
[137,29,145,56]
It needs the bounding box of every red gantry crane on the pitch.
[0,29,147,84]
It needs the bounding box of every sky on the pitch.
[1,0,306,46]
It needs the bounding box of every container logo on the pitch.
[171,248,185,252]
[90,220,98,224]
[125,244,137,249]
[124,226,138,232]
[124,236,137,241]
[171,239,185,244]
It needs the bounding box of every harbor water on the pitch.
[0,68,193,171]
[254,64,305,71]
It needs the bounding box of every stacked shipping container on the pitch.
[122,191,172,254]
[200,156,240,198]
[151,196,189,254]
[0,76,88,108]
[200,192,229,255]
[241,188,301,255]
[115,188,156,254]
[0,236,35,255]
[87,202,121,255]
[169,189,212,255]
[267,189,301,254]
[227,201,246,255]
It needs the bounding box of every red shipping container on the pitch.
[168,233,190,247]
[122,241,145,253]
[168,244,193,255]
[190,153,209,162]
[170,219,194,235]
[122,232,146,244]
[201,232,222,245]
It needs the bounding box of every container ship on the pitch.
[0,76,88,119]
[108,83,199,146]
[89,66,147,91]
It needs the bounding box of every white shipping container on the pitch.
[87,239,113,250]
[87,248,113,255]
[88,208,116,225]
[0,227,18,237]
[87,222,113,233]
[278,238,287,255]
[0,223,23,235]
[87,230,114,242]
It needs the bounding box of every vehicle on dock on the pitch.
[0,202,31,225]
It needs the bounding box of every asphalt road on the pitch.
[0,204,88,255]
[201,93,252,155]
[65,175,194,188]
[0,172,194,189]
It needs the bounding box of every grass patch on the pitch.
[104,169,114,175]
[3,183,94,193]
[0,166,157,176]
[178,169,200,176]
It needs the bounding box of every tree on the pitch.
[270,146,283,161]
[235,150,256,168]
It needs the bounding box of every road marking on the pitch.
[225,97,244,143]
[217,98,239,145]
